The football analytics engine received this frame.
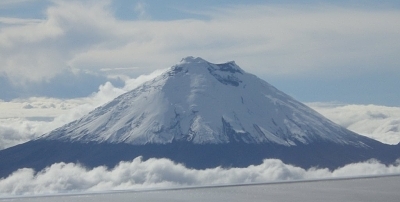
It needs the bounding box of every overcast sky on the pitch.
[1,0,400,105]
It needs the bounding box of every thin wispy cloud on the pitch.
[0,17,42,25]
[134,1,150,20]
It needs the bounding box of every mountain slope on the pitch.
[42,57,368,147]
[1,56,399,178]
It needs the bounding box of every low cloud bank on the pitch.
[0,120,43,150]
[308,102,400,145]
[0,157,399,196]
[0,85,121,150]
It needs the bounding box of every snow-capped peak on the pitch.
[179,56,241,73]
[180,56,208,64]
[42,57,369,147]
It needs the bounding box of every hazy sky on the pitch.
[1,0,400,105]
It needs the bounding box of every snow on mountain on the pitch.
[42,57,368,147]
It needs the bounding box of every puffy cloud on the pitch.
[0,123,36,150]
[121,68,165,91]
[308,102,400,145]
[0,157,399,196]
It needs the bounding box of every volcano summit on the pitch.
[1,57,399,178]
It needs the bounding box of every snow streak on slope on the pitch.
[42,57,368,147]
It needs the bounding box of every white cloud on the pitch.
[0,157,399,196]
[121,68,165,91]
[0,0,112,83]
[1,1,400,85]
[308,102,400,145]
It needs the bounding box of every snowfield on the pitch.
[42,57,372,147]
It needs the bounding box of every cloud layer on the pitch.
[308,102,400,145]
[0,157,399,196]
[1,1,400,84]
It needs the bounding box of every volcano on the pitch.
[1,57,399,178]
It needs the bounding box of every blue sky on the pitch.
[1,0,400,106]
